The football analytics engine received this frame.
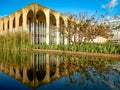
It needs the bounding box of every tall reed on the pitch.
[0,31,31,51]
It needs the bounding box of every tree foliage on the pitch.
[59,11,113,44]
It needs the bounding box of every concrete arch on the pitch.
[19,14,23,26]
[27,10,34,24]
[50,13,56,26]
[27,10,34,32]
[35,9,46,44]
[19,14,23,30]
[60,17,64,26]
[7,20,9,31]
[3,23,4,31]
[60,16,65,44]
[36,10,46,22]
[13,17,15,31]
[3,17,8,32]
[49,12,57,44]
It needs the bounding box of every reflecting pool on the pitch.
[0,52,120,90]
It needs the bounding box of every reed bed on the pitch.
[0,31,31,51]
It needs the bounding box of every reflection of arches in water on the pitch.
[36,54,46,82]
[31,53,46,82]
[50,55,56,77]
[20,68,23,77]
[27,69,34,81]
[50,66,56,77]
[13,68,16,74]
[36,69,46,82]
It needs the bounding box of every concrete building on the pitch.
[0,2,71,45]
[108,19,120,43]
[0,2,111,44]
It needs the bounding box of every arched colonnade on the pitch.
[0,3,69,44]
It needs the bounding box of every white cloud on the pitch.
[102,0,118,9]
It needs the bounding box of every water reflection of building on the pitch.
[0,53,80,88]
[0,53,120,89]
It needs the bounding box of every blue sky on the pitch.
[0,0,120,17]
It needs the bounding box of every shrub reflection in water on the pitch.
[0,52,120,90]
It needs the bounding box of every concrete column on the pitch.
[56,13,60,45]
[0,19,3,32]
[15,13,19,31]
[9,16,13,32]
[4,19,7,32]
[45,9,50,45]
[22,9,27,31]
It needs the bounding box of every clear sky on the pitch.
[0,0,120,17]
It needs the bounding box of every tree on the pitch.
[59,11,113,44]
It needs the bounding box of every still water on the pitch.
[0,52,120,90]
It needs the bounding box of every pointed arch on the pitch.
[3,23,4,31]
[19,14,23,26]
[36,9,46,44]
[19,14,23,30]
[49,13,57,44]
[13,17,15,31]
[27,10,34,32]
[60,17,65,44]
[7,20,9,31]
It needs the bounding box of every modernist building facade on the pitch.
[108,19,120,43]
[0,2,114,44]
[0,2,73,45]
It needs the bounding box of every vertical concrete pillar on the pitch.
[4,19,7,32]
[15,13,19,31]
[56,13,60,45]
[45,9,50,45]
[22,9,27,31]
[0,19,3,32]
[9,16,13,32]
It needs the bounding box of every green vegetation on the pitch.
[0,31,119,54]
[34,43,120,54]
[0,31,31,51]
[0,51,32,66]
